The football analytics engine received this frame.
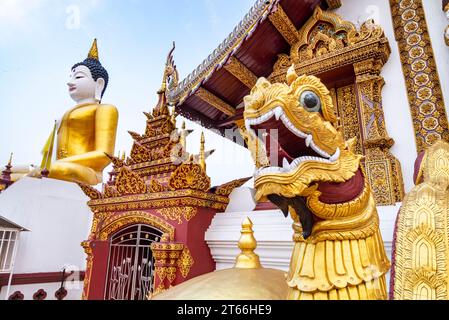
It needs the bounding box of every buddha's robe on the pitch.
[49,102,118,185]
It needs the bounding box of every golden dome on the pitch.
[151,217,288,300]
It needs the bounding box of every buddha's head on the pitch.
[68,39,109,104]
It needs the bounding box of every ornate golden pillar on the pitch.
[354,59,405,205]
[150,234,184,296]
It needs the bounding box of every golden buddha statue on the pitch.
[14,40,118,185]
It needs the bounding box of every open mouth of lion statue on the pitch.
[243,67,363,239]
[246,105,341,177]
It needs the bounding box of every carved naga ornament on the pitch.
[243,66,390,300]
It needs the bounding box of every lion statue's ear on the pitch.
[286,64,298,85]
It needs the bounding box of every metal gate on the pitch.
[105,224,162,300]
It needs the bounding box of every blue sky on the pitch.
[0,0,256,186]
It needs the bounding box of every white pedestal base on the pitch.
[206,203,400,293]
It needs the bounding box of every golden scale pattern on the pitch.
[390,0,449,152]
[265,6,404,205]
[79,75,250,293]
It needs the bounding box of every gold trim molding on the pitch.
[392,141,449,299]
[157,206,197,224]
[99,211,175,241]
[390,0,449,152]
[268,4,300,46]
[326,0,342,9]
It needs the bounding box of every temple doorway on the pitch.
[104,224,162,300]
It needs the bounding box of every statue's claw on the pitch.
[267,194,290,217]
[267,194,314,239]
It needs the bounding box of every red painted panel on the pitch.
[281,0,323,29]
[185,95,222,120]
[235,19,290,77]
[86,240,110,300]
[203,68,249,107]
[182,207,216,281]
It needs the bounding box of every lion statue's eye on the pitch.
[299,91,321,112]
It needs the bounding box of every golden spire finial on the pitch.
[121,151,126,161]
[200,132,205,144]
[199,132,206,170]
[88,38,99,61]
[234,217,262,269]
[8,153,13,166]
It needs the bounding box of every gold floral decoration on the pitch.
[169,163,210,192]
[129,141,152,164]
[177,247,194,278]
[148,179,165,193]
[103,185,120,198]
[157,207,197,224]
[115,167,147,195]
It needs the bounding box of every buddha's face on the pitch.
[68,65,100,103]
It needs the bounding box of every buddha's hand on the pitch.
[27,166,43,178]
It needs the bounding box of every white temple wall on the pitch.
[334,0,417,194]
[422,0,449,123]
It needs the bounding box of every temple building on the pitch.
[155,0,449,299]
[77,49,250,300]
